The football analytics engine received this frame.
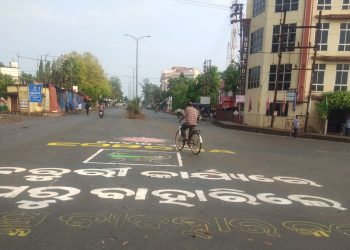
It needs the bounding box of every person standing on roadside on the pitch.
[292,115,300,138]
[85,101,91,115]
[78,102,82,113]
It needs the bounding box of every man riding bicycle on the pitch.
[179,101,198,141]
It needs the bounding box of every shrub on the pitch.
[0,105,8,112]
[127,98,140,115]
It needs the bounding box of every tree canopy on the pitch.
[142,79,163,106]
[20,72,35,85]
[0,73,15,97]
[34,52,121,101]
[222,63,240,94]
[109,77,123,101]
[163,66,221,110]
[317,91,350,119]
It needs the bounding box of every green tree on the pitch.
[166,75,198,109]
[44,60,51,83]
[109,77,123,101]
[0,62,5,67]
[317,91,350,117]
[36,59,44,82]
[316,91,350,134]
[21,72,35,85]
[0,73,14,97]
[50,60,60,86]
[196,66,221,105]
[58,52,111,101]
[142,79,162,106]
[171,82,189,110]
[222,63,240,94]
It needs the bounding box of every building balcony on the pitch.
[315,55,350,62]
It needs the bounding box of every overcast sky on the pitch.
[0,0,245,96]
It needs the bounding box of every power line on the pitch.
[169,0,230,10]
[208,15,231,59]
[107,74,161,80]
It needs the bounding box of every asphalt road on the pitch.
[0,108,349,250]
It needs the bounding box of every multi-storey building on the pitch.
[244,0,350,133]
[160,66,200,91]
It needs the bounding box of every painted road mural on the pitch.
[0,137,349,242]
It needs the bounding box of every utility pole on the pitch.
[203,59,211,96]
[304,11,322,133]
[17,52,22,115]
[270,10,287,128]
[42,54,49,116]
[230,1,246,124]
[291,11,322,132]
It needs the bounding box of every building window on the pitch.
[343,0,350,9]
[334,64,349,91]
[253,0,266,17]
[338,23,350,51]
[275,0,299,12]
[248,66,261,89]
[266,102,289,116]
[250,28,263,54]
[312,64,326,91]
[272,24,296,53]
[317,0,331,10]
[268,64,292,91]
[316,23,329,51]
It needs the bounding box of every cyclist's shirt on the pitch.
[185,106,198,126]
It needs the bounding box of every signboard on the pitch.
[235,95,245,103]
[29,83,42,103]
[286,90,296,102]
[240,19,251,95]
[73,86,78,92]
[19,88,28,111]
[200,96,210,105]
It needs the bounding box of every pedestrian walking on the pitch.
[85,101,91,115]
[292,115,300,138]
[65,102,69,113]
[78,102,82,113]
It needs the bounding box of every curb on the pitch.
[212,119,350,143]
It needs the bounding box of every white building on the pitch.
[160,66,200,91]
[0,62,20,84]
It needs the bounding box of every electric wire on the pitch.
[169,0,230,10]
[208,15,231,59]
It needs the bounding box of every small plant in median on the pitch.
[127,98,144,119]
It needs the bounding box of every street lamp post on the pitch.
[126,66,135,99]
[124,34,150,99]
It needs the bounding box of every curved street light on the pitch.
[124,34,151,99]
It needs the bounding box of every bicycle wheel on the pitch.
[189,131,202,155]
[175,130,185,151]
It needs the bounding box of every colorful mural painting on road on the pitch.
[0,211,349,240]
[83,149,182,167]
[47,141,236,154]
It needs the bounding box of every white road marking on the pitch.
[83,149,104,163]
[177,152,183,167]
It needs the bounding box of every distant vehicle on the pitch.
[146,104,152,110]
[175,109,184,118]
[99,110,104,118]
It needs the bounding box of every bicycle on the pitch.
[175,125,203,155]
